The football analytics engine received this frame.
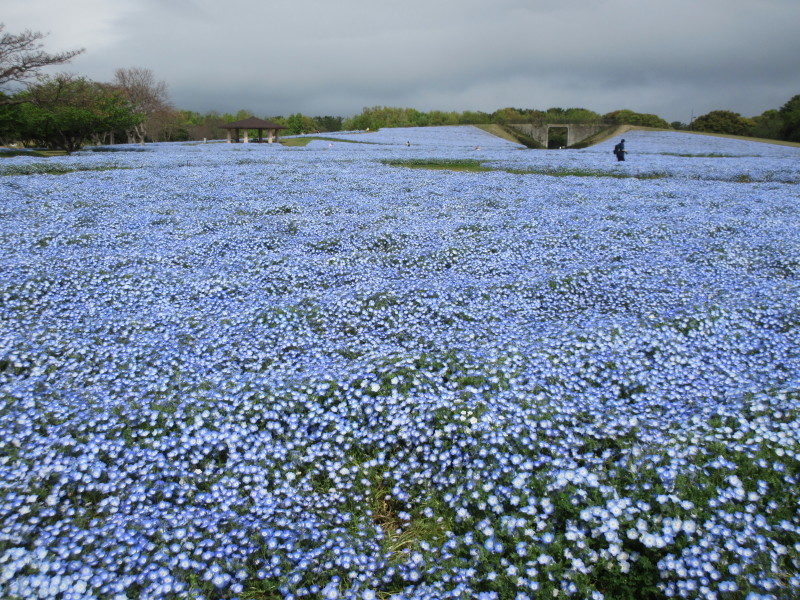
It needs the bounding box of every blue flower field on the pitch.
[1,127,799,599]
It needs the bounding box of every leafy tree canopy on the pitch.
[751,109,783,140]
[560,107,602,123]
[690,110,755,136]
[313,115,343,132]
[778,94,800,142]
[15,74,141,153]
[286,112,317,135]
[604,109,670,128]
[492,107,525,124]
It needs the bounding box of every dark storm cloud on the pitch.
[4,0,799,122]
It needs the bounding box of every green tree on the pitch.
[362,106,423,128]
[143,107,184,142]
[15,74,141,153]
[458,110,490,125]
[176,109,223,141]
[778,94,800,142]
[343,106,383,131]
[636,113,670,128]
[286,112,317,134]
[491,107,524,124]
[751,109,783,140]
[562,107,602,123]
[690,110,754,136]
[286,112,304,134]
[604,109,670,128]
[427,110,459,126]
[0,93,22,143]
[314,115,343,132]
[408,109,430,127]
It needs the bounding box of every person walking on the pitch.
[613,139,627,161]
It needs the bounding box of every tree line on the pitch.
[685,104,800,142]
[1,23,798,153]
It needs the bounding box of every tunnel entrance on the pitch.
[506,123,609,149]
[547,127,569,149]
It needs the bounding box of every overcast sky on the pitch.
[4,0,799,123]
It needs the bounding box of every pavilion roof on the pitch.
[222,117,286,130]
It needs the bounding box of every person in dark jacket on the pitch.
[613,139,627,161]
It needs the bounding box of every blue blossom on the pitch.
[1,127,799,599]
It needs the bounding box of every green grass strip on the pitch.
[1,164,132,176]
[0,149,56,158]
[381,158,669,179]
[380,158,494,172]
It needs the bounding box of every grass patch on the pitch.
[380,158,493,172]
[1,163,132,176]
[0,148,63,158]
[659,152,742,158]
[279,138,314,147]
[381,158,669,179]
[506,166,670,179]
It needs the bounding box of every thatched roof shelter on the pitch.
[222,117,287,143]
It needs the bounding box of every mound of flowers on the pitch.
[1,127,799,599]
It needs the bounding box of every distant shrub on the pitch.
[603,109,670,128]
[690,110,755,136]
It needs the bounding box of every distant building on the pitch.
[221,117,287,143]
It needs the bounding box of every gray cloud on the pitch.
[4,0,799,122]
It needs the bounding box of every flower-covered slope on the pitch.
[1,127,799,599]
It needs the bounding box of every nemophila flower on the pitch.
[321,581,340,599]
[2,127,800,599]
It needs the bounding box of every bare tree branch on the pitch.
[0,23,84,94]
[113,67,172,143]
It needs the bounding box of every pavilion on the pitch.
[221,117,287,143]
